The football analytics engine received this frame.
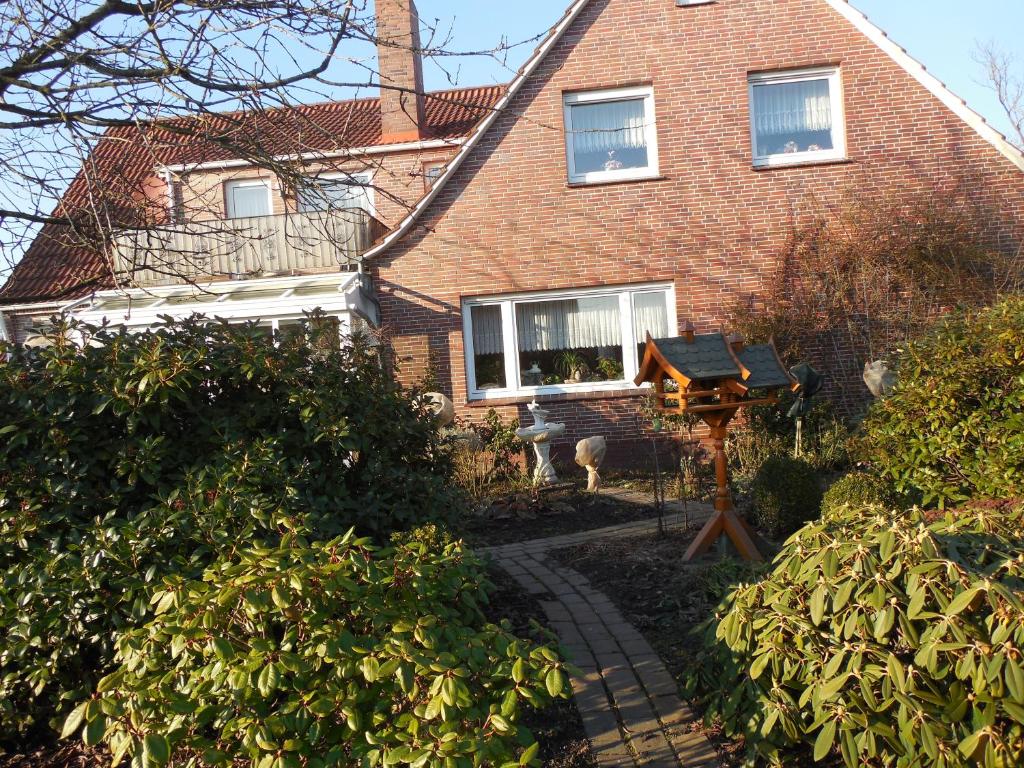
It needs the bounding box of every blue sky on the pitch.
[415,0,1024,142]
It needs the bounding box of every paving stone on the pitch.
[630,730,680,767]
[649,695,697,729]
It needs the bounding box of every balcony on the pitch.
[112,208,386,288]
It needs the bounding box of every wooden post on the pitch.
[711,424,732,513]
[683,405,764,563]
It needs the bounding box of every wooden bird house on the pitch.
[635,327,798,561]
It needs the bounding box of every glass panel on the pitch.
[277,316,340,350]
[752,78,834,157]
[297,176,370,212]
[424,164,444,185]
[470,305,506,390]
[633,290,670,364]
[226,182,271,218]
[569,98,649,175]
[516,296,623,386]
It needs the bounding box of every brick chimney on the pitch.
[376,0,427,143]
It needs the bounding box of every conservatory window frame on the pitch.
[462,283,676,401]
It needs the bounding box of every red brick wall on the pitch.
[371,0,1024,457]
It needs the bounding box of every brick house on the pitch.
[2,0,1023,460]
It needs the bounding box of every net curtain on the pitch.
[752,79,832,137]
[569,99,647,154]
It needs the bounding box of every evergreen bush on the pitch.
[749,456,822,538]
[685,501,1024,768]
[0,317,458,746]
[73,531,568,768]
[821,471,901,516]
[859,297,1024,507]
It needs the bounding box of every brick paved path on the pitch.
[483,493,721,767]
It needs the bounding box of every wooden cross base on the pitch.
[683,507,765,562]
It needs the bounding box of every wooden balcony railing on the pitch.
[112,208,386,288]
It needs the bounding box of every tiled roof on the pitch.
[641,334,794,391]
[737,344,795,390]
[652,335,741,382]
[0,85,504,304]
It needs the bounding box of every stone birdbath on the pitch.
[516,401,567,486]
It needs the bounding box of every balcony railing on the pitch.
[112,208,385,288]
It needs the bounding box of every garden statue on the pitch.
[863,360,896,398]
[575,436,607,492]
[424,392,456,427]
[787,363,824,457]
[515,401,567,486]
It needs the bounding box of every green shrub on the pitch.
[859,297,1024,507]
[750,456,822,538]
[0,316,457,746]
[74,531,568,768]
[685,501,1024,768]
[821,471,901,516]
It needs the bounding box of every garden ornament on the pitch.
[424,392,456,427]
[787,363,824,457]
[515,401,567,486]
[575,436,607,492]
[863,360,896,398]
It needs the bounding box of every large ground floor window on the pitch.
[463,283,675,399]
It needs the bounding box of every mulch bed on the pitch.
[461,485,662,548]
[0,744,108,768]
[484,566,596,768]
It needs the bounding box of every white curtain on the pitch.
[227,184,271,219]
[633,292,669,343]
[471,305,504,355]
[570,99,647,154]
[516,297,621,352]
[752,79,832,137]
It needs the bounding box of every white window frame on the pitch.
[296,171,375,215]
[224,178,273,219]
[748,67,847,168]
[422,161,446,190]
[463,283,676,401]
[563,86,661,185]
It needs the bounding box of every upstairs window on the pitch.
[297,172,373,213]
[748,67,846,167]
[563,86,660,184]
[225,179,272,219]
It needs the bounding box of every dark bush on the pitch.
[75,531,568,768]
[685,501,1024,768]
[859,297,1024,508]
[0,316,457,746]
[750,455,822,538]
[821,471,901,516]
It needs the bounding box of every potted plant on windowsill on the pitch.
[555,350,589,383]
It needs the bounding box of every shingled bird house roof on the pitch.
[0,85,505,304]
[635,332,795,392]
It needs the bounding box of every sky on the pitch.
[414,0,1024,143]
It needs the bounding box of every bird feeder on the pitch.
[634,325,798,562]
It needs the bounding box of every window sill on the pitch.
[752,156,853,171]
[567,174,667,189]
[466,387,646,408]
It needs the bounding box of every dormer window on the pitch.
[224,179,272,219]
[563,86,660,185]
[748,67,846,168]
